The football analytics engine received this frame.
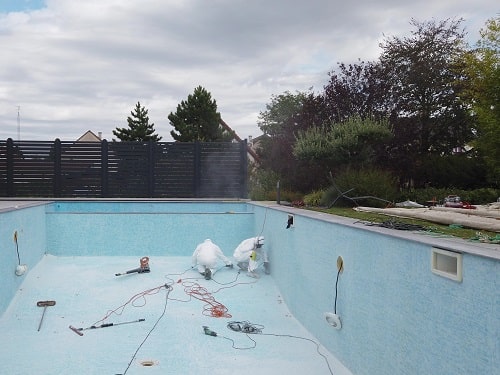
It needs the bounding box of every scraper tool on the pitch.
[37,300,56,331]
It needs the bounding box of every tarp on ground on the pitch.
[354,205,500,233]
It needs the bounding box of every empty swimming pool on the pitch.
[0,200,498,375]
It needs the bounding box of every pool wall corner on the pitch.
[0,204,47,314]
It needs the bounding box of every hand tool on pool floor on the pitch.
[37,300,56,331]
[69,318,145,336]
[115,256,150,276]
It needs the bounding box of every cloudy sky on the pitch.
[0,0,497,142]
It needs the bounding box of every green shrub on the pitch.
[461,188,499,204]
[402,187,500,205]
[401,187,446,205]
[248,169,280,200]
[277,190,303,203]
[248,168,304,202]
[417,155,487,189]
[303,190,325,206]
[323,168,399,207]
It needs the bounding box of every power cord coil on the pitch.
[227,321,263,334]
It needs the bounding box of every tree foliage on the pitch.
[257,91,328,192]
[255,17,497,196]
[463,16,500,184]
[168,86,232,142]
[294,116,393,170]
[379,18,474,156]
[113,101,162,142]
[257,91,321,136]
[323,60,391,123]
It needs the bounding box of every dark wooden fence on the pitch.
[0,139,248,198]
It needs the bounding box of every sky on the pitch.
[0,0,497,142]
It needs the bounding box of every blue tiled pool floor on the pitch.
[1,255,342,375]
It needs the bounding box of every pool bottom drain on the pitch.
[140,360,158,367]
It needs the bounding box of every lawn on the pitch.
[306,206,500,244]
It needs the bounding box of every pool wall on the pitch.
[0,204,47,314]
[1,201,498,375]
[45,201,255,256]
[250,203,498,375]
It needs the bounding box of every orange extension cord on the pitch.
[182,281,231,318]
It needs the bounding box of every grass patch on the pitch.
[306,206,499,243]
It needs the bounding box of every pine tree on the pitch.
[113,101,162,141]
[168,86,232,142]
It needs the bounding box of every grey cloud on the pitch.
[0,0,495,141]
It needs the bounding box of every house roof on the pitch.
[76,130,101,142]
[219,118,260,163]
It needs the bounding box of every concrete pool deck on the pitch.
[0,255,343,375]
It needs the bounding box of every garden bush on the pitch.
[303,190,325,206]
[400,187,499,205]
[322,168,399,207]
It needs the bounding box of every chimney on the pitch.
[248,135,253,146]
[98,132,102,140]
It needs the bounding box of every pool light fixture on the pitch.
[324,312,342,329]
[15,264,28,276]
[325,256,343,330]
[13,231,28,276]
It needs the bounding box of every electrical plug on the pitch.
[203,326,217,336]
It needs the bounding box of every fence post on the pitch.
[53,138,61,197]
[101,139,108,198]
[194,141,201,198]
[240,140,248,198]
[148,140,154,198]
[6,138,14,197]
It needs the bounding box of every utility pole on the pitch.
[17,106,21,141]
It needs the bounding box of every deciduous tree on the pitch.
[379,18,474,157]
[463,16,500,185]
[323,60,391,124]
